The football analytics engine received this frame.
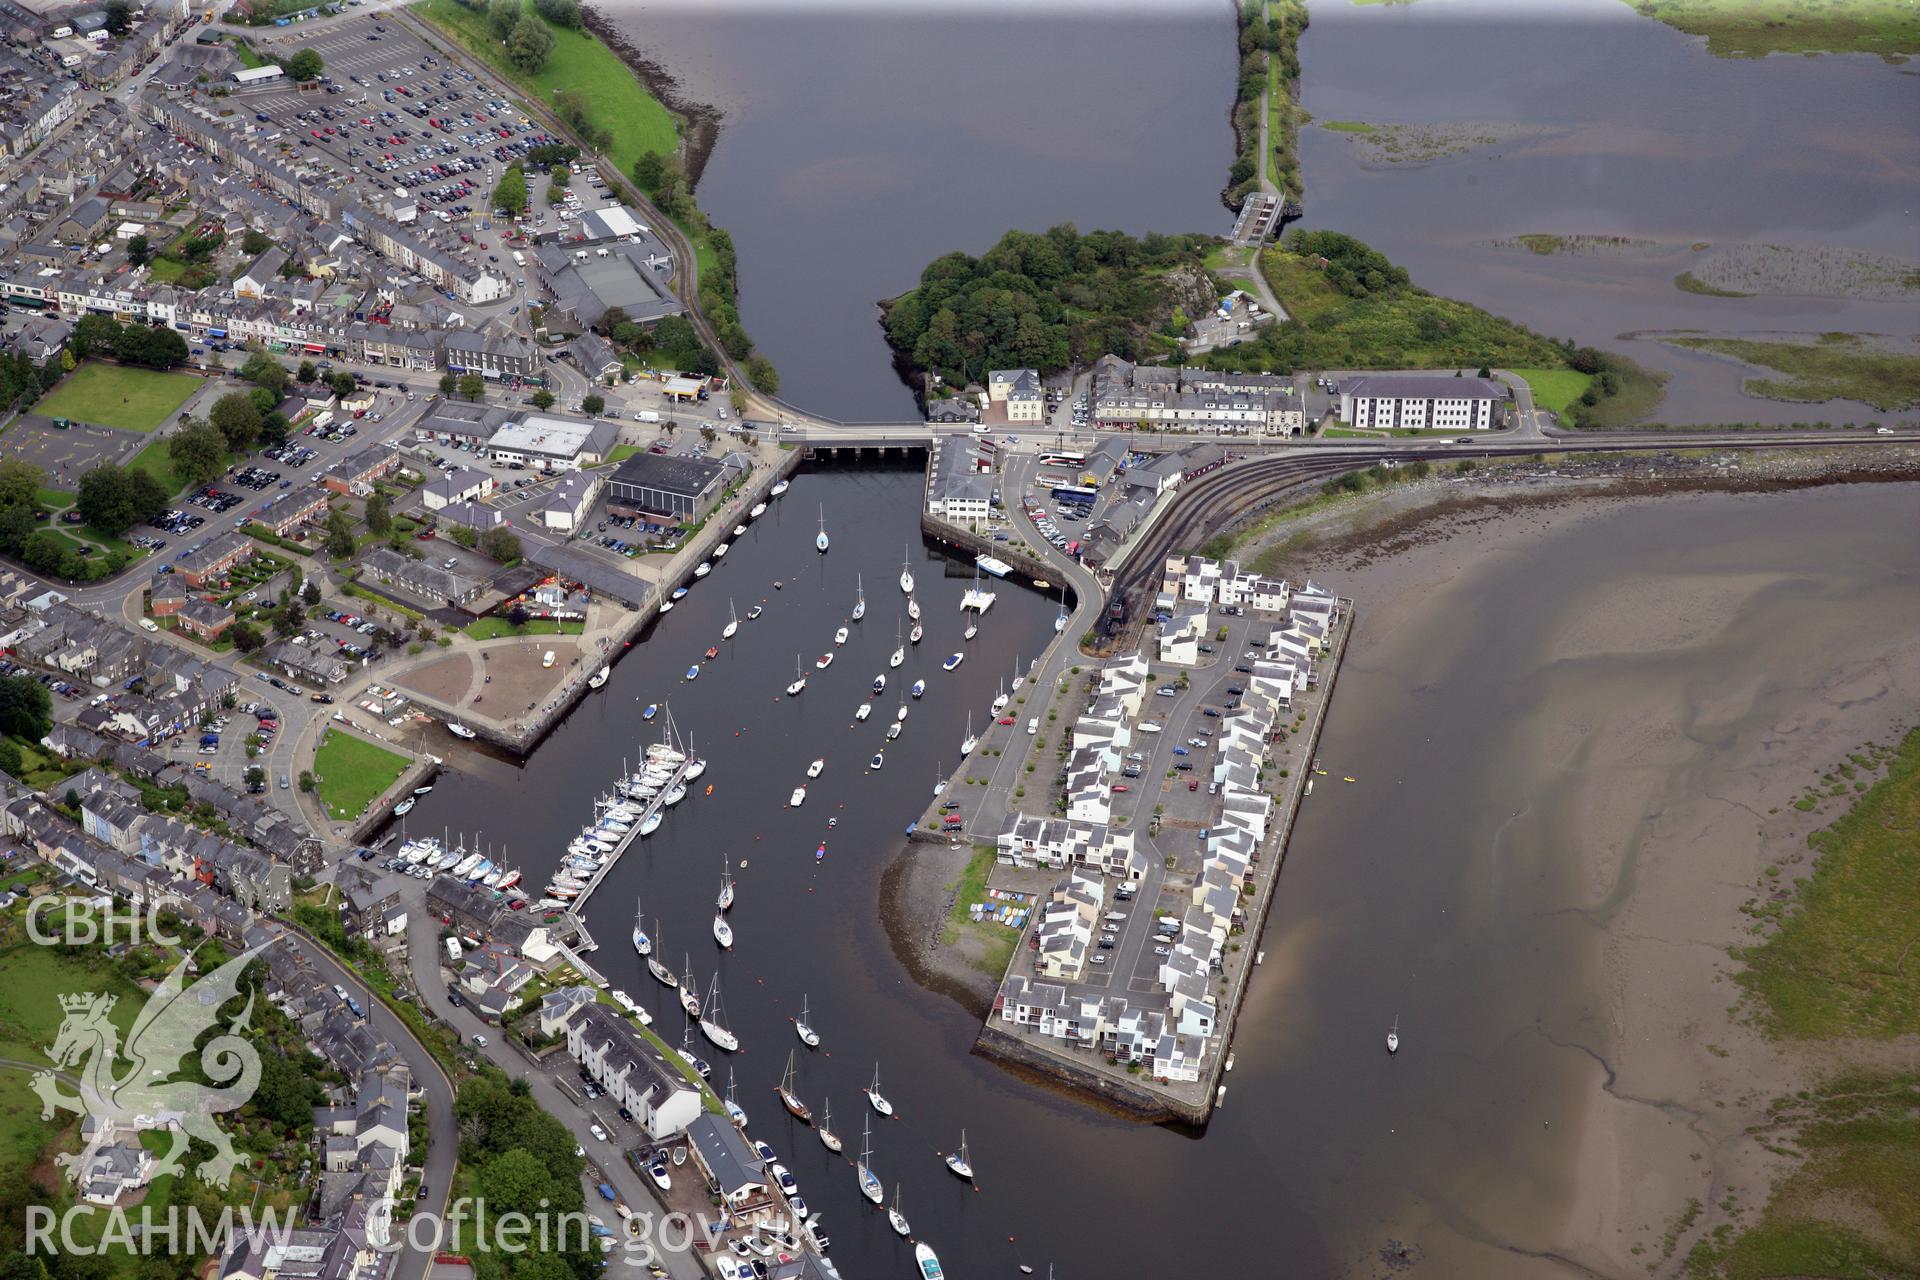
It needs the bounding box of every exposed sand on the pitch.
[1259,477,1920,1276]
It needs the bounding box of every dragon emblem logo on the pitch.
[33,944,271,1189]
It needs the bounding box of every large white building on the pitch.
[1338,374,1506,430]
[486,413,620,472]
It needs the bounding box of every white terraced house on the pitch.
[1338,374,1507,430]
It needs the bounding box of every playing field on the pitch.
[35,362,202,433]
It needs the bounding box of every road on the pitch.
[284,929,457,1280]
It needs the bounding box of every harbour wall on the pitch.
[920,511,1072,601]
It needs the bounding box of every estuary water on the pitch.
[406,466,1920,1277]
[596,0,1238,422]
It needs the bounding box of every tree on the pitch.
[487,0,519,39]
[210,392,263,451]
[169,419,227,486]
[231,621,265,653]
[479,528,521,563]
[104,0,132,34]
[0,458,43,510]
[458,373,486,403]
[239,351,288,395]
[297,360,317,383]
[0,504,36,555]
[128,470,169,525]
[365,492,392,535]
[491,164,528,217]
[298,771,315,793]
[260,411,289,448]
[746,354,780,394]
[19,529,67,575]
[330,371,358,398]
[324,508,356,559]
[126,234,150,267]
[0,673,53,740]
[630,151,665,192]
[286,48,324,82]
[439,372,458,397]
[71,314,123,359]
[302,579,322,606]
[530,389,555,410]
[75,465,138,535]
[580,393,604,415]
[241,229,273,257]
[276,598,305,636]
[506,15,553,74]
[549,163,570,187]
[447,525,478,549]
[533,0,579,26]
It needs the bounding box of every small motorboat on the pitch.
[873,674,887,695]
[751,501,768,517]
[910,679,926,699]
[868,751,885,771]
[834,626,849,646]
[659,600,675,613]
[647,1162,671,1192]
[815,652,834,670]
[855,702,872,721]
[587,666,610,689]
[705,646,719,660]
[393,797,415,816]
[914,1242,943,1280]
[964,621,978,641]
[686,665,701,681]
[643,703,658,720]
[942,652,963,672]
[1388,1016,1400,1055]
[671,586,689,600]
[806,758,824,779]
[746,604,764,621]
[694,561,712,578]
[733,524,747,537]
[413,784,434,795]
[790,786,807,807]
[770,480,790,497]
[886,721,902,741]
[714,542,730,558]
[447,721,476,739]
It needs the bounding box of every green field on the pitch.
[1668,333,1920,412]
[0,941,147,1170]
[126,433,234,498]
[1319,119,1377,133]
[412,0,680,177]
[311,729,411,821]
[462,617,585,640]
[35,362,202,433]
[1625,0,1920,60]
[1512,367,1596,414]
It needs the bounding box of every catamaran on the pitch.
[806,758,825,779]
[856,1116,884,1205]
[795,994,820,1048]
[889,1185,911,1238]
[943,652,964,672]
[863,1062,893,1117]
[815,506,830,553]
[632,895,652,956]
[890,620,905,669]
[587,666,609,690]
[722,601,739,640]
[851,574,866,621]
[777,1051,811,1122]
[960,713,978,756]
[699,975,738,1052]
[678,956,701,1017]
[716,858,735,912]
[647,921,677,988]
[944,1129,974,1181]
[785,657,808,697]
[899,548,914,595]
[712,912,733,950]
[818,1099,842,1152]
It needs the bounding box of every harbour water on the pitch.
[407,467,1920,1276]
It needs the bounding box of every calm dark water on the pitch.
[1295,0,1920,423]
[596,1,1238,422]
[409,471,1920,1277]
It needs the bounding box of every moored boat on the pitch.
[751,501,768,517]
[863,1063,893,1117]
[790,785,806,807]
[869,751,884,771]
[806,758,824,779]
[795,994,820,1049]
[914,1242,943,1279]
[898,547,914,595]
[815,652,833,669]
[851,574,866,621]
[818,1098,842,1152]
[712,912,733,949]
[777,1050,811,1123]
[910,679,926,699]
[587,665,610,689]
[393,797,415,816]
[942,652,963,671]
[855,702,872,721]
[770,480,789,497]
[447,721,476,739]
[944,1129,973,1181]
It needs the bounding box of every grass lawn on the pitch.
[1319,119,1376,132]
[7,737,82,791]
[311,729,411,821]
[1513,367,1595,414]
[937,844,1020,979]
[603,443,643,465]
[36,362,202,433]
[462,617,585,640]
[412,0,679,178]
[144,256,187,284]
[35,487,73,512]
[1625,0,1920,60]
[126,434,233,497]
[1668,333,1920,412]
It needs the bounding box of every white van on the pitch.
[445,937,463,964]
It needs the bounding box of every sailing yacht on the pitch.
[888,1185,910,1238]
[889,620,905,669]
[899,548,914,595]
[944,1130,974,1181]
[785,657,808,697]
[907,596,921,622]
[795,995,820,1049]
[896,699,909,722]
[960,713,977,756]
[851,574,866,621]
[777,1051,811,1122]
[770,479,790,498]
[716,858,735,912]
[712,911,733,950]
[678,956,701,1016]
[723,601,739,640]
[587,665,610,689]
[1387,1016,1400,1055]
[863,1062,893,1117]
[646,921,677,987]
[991,680,1009,716]
[631,895,651,956]
[724,1068,749,1129]
[910,620,923,645]
[856,1116,884,1205]
[1011,656,1026,693]
[699,975,738,1052]
[818,1099,842,1153]
[815,505,830,553]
